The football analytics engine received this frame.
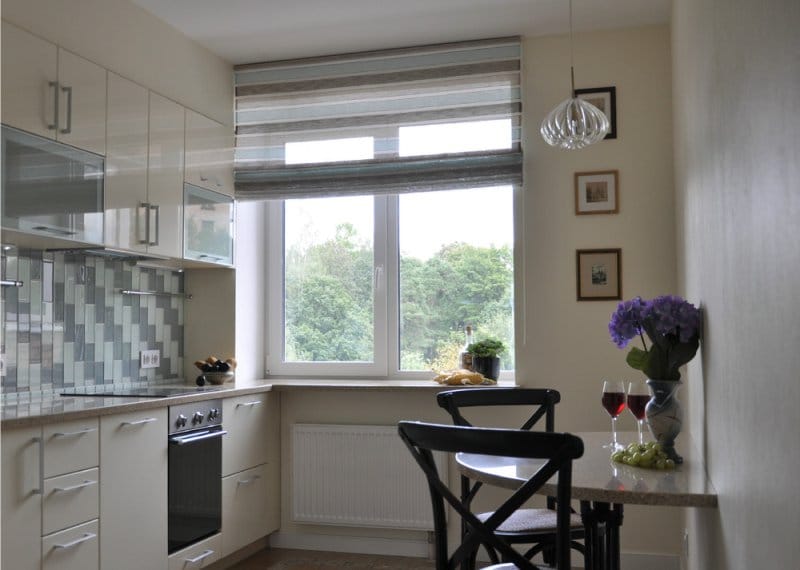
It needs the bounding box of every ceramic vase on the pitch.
[471,356,500,381]
[645,379,684,463]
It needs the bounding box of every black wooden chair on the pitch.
[398,421,583,570]
[437,388,585,565]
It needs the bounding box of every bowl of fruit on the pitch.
[194,356,237,385]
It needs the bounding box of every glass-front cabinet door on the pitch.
[183,183,234,266]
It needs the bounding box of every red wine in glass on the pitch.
[601,380,626,449]
[627,395,649,420]
[627,380,650,444]
[602,392,626,417]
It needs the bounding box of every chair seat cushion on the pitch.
[476,508,583,533]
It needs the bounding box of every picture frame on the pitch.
[574,86,617,139]
[576,248,622,301]
[575,170,619,215]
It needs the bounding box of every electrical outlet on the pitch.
[140,349,160,369]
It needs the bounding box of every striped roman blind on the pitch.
[233,37,522,200]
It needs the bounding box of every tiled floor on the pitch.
[228,548,436,569]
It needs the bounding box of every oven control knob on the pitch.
[208,408,219,420]
[192,411,205,424]
[176,414,188,428]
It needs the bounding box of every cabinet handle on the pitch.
[236,474,261,486]
[138,202,151,244]
[32,436,44,495]
[235,401,262,408]
[185,549,215,565]
[53,532,96,550]
[60,85,73,134]
[47,81,60,131]
[149,204,160,246]
[121,417,158,427]
[53,479,97,493]
[53,427,96,438]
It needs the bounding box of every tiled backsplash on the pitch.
[1,250,184,396]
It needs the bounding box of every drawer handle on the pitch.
[53,532,97,550]
[236,475,261,486]
[185,549,215,565]
[53,480,97,493]
[235,401,262,408]
[121,417,158,427]
[53,427,96,438]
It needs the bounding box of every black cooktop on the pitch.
[59,386,224,398]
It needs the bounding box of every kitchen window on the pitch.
[266,186,514,377]
[235,37,522,377]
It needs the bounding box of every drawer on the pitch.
[168,533,222,570]
[43,418,99,477]
[42,468,99,535]
[222,394,271,476]
[222,464,269,557]
[41,519,99,570]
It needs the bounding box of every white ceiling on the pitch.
[130,0,670,64]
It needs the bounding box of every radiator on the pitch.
[291,423,447,530]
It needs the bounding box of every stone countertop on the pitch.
[1,378,515,428]
[457,431,718,508]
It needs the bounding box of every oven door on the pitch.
[168,425,226,554]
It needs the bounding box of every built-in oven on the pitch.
[1,125,104,244]
[168,399,225,554]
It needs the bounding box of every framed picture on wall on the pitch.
[575,170,619,215]
[575,86,617,139]
[576,248,622,301]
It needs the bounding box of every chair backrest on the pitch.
[437,388,561,432]
[398,421,583,570]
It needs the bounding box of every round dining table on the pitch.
[455,431,718,570]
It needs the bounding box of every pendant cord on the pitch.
[569,0,576,97]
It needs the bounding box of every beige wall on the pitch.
[1,0,233,124]
[672,0,800,568]
[520,26,682,557]
[256,25,685,562]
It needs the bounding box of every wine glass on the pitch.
[627,380,650,445]
[601,379,626,449]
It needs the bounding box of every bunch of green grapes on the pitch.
[611,442,676,470]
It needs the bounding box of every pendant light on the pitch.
[540,0,610,150]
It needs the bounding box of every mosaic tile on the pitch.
[3,252,184,395]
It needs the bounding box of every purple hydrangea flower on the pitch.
[608,296,647,348]
[643,295,701,342]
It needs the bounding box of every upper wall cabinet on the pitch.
[1,21,106,156]
[105,79,184,259]
[185,110,234,197]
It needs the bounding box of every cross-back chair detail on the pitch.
[436,388,584,565]
[398,421,583,570]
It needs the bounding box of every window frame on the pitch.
[264,191,517,380]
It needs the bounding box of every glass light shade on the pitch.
[540,97,610,150]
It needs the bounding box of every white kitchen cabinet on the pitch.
[1,426,43,570]
[105,82,184,258]
[185,109,234,197]
[104,72,149,252]
[42,467,100,535]
[147,92,185,258]
[1,21,106,155]
[41,519,99,570]
[100,409,168,570]
[167,533,222,570]
[222,393,274,475]
[220,393,280,557]
[42,418,99,478]
[221,464,270,556]
[184,184,235,266]
[2,419,101,570]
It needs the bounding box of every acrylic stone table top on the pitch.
[457,431,718,508]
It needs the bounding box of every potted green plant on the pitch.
[467,338,506,381]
